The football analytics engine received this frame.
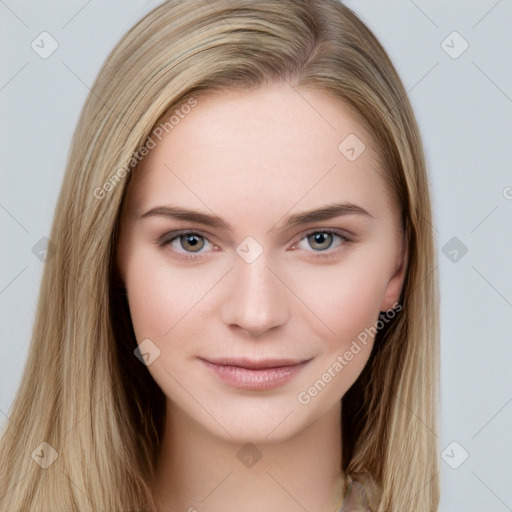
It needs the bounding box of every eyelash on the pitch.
[157,229,351,262]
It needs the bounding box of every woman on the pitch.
[0,1,440,511]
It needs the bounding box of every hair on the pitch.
[0,1,440,511]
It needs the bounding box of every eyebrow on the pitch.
[139,202,373,232]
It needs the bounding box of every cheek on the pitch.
[289,252,391,344]
[285,245,397,402]
[124,247,212,343]
[289,259,389,404]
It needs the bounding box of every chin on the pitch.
[192,395,336,446]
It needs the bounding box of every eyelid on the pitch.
[291,228,351,251]
[157,228,216,246]
[300,227,352,241]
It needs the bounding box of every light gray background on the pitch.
[1,1,511,510]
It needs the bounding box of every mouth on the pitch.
[199,357,312,391]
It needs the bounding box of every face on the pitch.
[116,82,406,443]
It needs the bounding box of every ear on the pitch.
[380,227,408,311]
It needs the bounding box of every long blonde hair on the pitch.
[0,1,440,510]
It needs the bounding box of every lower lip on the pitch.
[201,360,310,391]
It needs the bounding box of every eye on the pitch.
[176,233,206,252]
[307,231,334,251]
[159,231,215,256]
[295,229,349,253]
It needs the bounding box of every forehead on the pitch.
[124,82,394,221]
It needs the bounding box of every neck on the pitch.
[152,400,344,512]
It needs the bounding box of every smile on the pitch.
[199,357,312,391]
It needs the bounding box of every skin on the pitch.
[116,82,407,512]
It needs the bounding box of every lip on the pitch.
[199,357,311,391]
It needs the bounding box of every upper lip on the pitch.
[200,357,311,370]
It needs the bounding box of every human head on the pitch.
[0,2,439,511]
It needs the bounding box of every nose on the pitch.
[220,254,290,337]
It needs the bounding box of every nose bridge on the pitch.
[220,249,289,336]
